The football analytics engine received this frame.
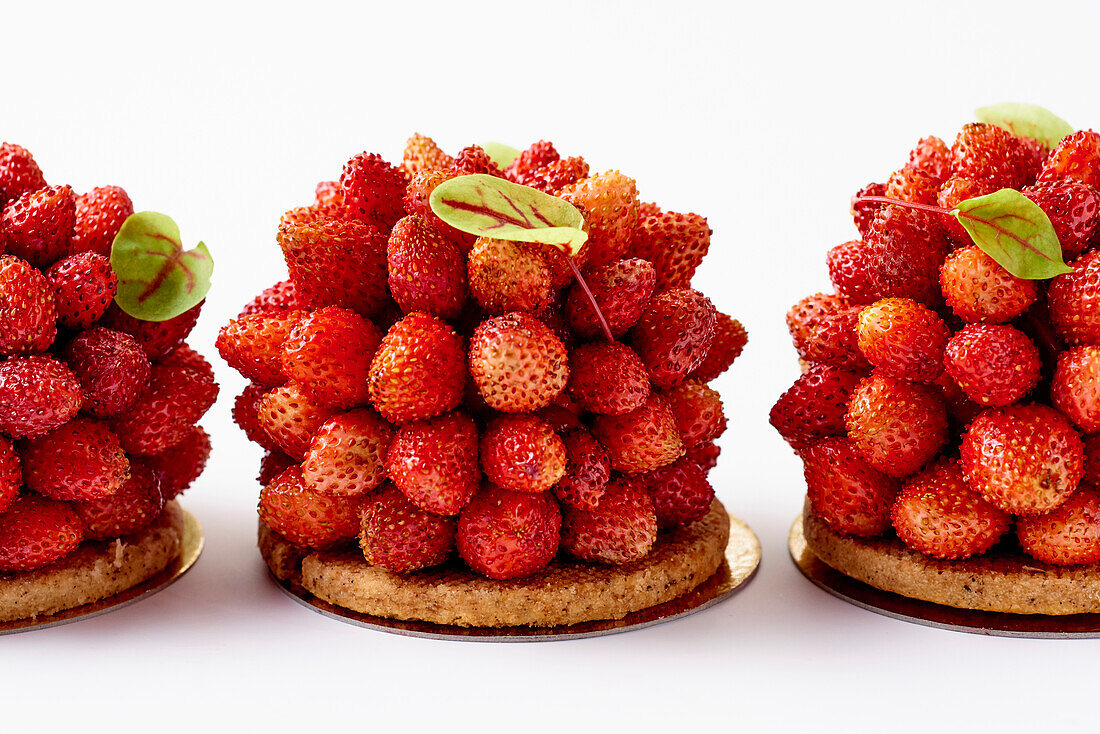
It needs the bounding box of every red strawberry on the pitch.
[937,176,999,246]
[631,288,717,389]
[1017,486,1100,565]
[1023,181,1100,259]
[216,309,305,387]
[159,343,211,374]
[63,327,151,418]
[851,182,886,238]
[0,356,82,438]
[457,484,561,579]
[359,484,456,572]
[787,293,847,346]
[505,140,559,182]
[793,304,867,370]
[662,379,726,449]
[22,418,129,502]
[401,133,453,175]
[770,364,864,450]
[467,236,552,316]
[884,165,940,205]
[302,409,394,497]
[629,206,711,289]
[961,404,1084,515]
[637,456,714,528]
[480,415,567,493]
[1,184,76,267]
[73,462,164,540]
[340,151,408,229]
[0,143,46,207]
[568,341,650,416]
[238,279,302,318]
[0,495,83,572]
[907,136,951,180]
[845,373,948,478]
[1049,249,1100,345]
[801,437,898,537]
[863,205,949,306]
[451,144,504,177]
[69,186,133,257]
[1038,129,1100,188]
[387,215,468,319]
[514,156,590,194]
[258,450,296,486]
[369,312,466,423]
[689,312,747,383]
[553,428,610,512]
[44,251,117,329]
[0,254,57,355]
[686,441,720,474]
[591,393,684,474]
[826,240,878,305]
[565,258,656,338]
[258,466,360,550]
[0,439,18,514]
[401,168,477,252]
[940,245,1038,324]
[560,478,656,564]
[891,458,1010,560]
[385,411,480,515]
[468,312,569,413]
[1052,346,1100,433]
[277,207,389,317]
[950,122,1037,189]
[944,324,1041,407]
[313,180,346,213]
[110,361,218,456]
[281,306,380,408]
[145,425,211,500]
[256,383,336,460]
[100,300,203,361]
[559,171,639,267]
[856,298,949,382]
[233,383,279,451]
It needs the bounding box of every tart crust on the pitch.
[801,508,1100,615]
[0,500,185,623]
[260,499,731,627]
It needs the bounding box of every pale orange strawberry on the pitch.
[368,312,466,424]
[256,383,337,460]
[558,171,639,267]
[467,237,552,315]
[468,312,569,413]
[591,393,684,474]
[302,409,394,497]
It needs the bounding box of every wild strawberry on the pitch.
[1049,249,1100,345]
[0,438,18,514]
[468,312,568,413]
[63,327,151,419]
[340,151,408,229]
[940,245,1038,323]
[402,166,469,237]
[801,436,898,537]
[553,428,610,512]
[386,215,468,319]
[312,180,346,215]
[1,184,76,267]
[637,457,714,528]
[258,466,360,550]
[792,304,867,371]
[281,307,380,408]
[787,292,848,349]
[686,441,720,474]
[238,279,302,318]
[845,373,948,478]
[1052,347,1100,432]
[401,133,453,175]
[961,404,1084,514]
[44,251,117,329]
[505,140,559,182]
[561,478,656,564]
[826,240,878,304]
[629,207,711,289]
[0,356,82,438]
[864,205,949,306]
[385,411,479,515]
[258,450,296,486]
[369,312,466,423]
[73,462,164,540]
[568,341,650,416]
[256,383,336,460]
[884,165,940,205]
[145,425,210,500]
[891,458,1010,560]
[467,237,552,316]
[907,136,951,181]
[631,288,717,389]
[1084,435,1100,487]
[448,144,501,177]
[22,418,129,502]
[662,379,726,449]
[559,171,639,267]
[480,415,566,493]
[111,361,218,456]
[302,409,394,497]
[937,176,998,246]
[1017,486,1100,565]
[0,254,56,355]
[100,300,203,361]
[457,484,562,579]
[1023,181,1100,259]
[159,344,211,374]
[0,143,46,207]
[851,182,885,238]
[513,156,589,194]
[591,393,684,474]
[565,258,656,339]
[770,364,863,450]
[0,495,83,572]
[360,484,456,572]
[856,298,948,382]
[276,207,389,317]
[69,186,133,257]
[233,383,279,451]
[689,312,747,383]
[950,122,1037,189]
[943,324,1041,408]
[1038,129,1100,188]
[217,309,305,387]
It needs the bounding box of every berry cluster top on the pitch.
[771,104,1100,566]
[220,135,747,581]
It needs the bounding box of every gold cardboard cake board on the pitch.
[788,514,1100,639]
[0,509,204,635]
[273,513,761,641]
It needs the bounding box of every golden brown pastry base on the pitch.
[800,508,1100,615]
[0,501,186,623]
[260,499,732,628]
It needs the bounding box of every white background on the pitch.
[3,1,1099,730]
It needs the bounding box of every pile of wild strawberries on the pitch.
[0,143,216,573]
[772,122,1100,566]
[220,135,746,580]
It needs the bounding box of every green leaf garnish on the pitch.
[480,142,522,169]
[110,211,213,321]
[429,174,588,255]
[954,189,1072,279]
[974,102,1073,149]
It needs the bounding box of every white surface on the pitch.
[3,0,1099,730]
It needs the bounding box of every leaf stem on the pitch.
[852,195,953,216]
[565,256,614,342]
